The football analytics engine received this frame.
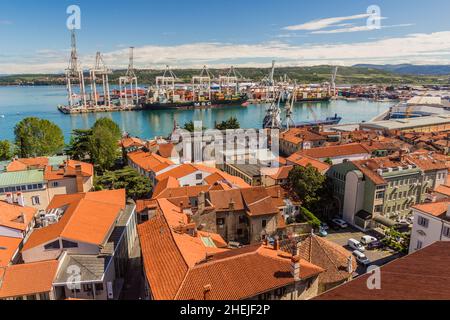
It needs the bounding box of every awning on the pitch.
[373,214,397,228]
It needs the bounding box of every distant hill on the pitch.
[0,65,448,86]
[354,64,450,76]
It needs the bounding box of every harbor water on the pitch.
[0,86,394,142]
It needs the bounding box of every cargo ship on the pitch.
[141,92,249,110]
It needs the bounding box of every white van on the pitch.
[353,250,371,266]
[348,238,366,252]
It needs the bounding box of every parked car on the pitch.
[318,228,328,237]
[348,238,366,252]
[367,240,384,250]
[320,222,329,231]
[228,241,242,249]
[360,235,378,245]
[353,250,371,266]
[331,218,348,229]
[406,216,414,225]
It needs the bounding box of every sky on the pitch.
[1,0,450,74]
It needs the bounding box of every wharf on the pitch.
[57,105,144,114]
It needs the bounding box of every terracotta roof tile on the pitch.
[316,242,450,300]
[22,189,125,251]
[0,260,59,298]
[287,154,331,173]
[128,150,173,173]
[299,143,370,159]
[0,236,22,267]
[0,201,36,231]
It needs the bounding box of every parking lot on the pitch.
[325,226,404,276]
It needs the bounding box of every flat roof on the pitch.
[54,254,111,284]
[361,114,450,131]
[0,169,44,187]
[227,164,263,177]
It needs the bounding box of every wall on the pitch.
[22,238,100,264]
[409,209,450,253]
[343,171,365,225]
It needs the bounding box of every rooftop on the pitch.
[0,201,36,231]
[0,169,44,188]
[23,189,126,251]
[0,260,59,298]
[361,115,450,131]
[298,143,370,160]
[315,241,450,300]
[413,200,450,221]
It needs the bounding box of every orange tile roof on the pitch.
[0,201,36,231]
[241,187,279,217]
[175,246,324,300]
[6,157,49,172]
[154,185,211,200]
[435,185,450,198]
[0,260,59,298]
[44,160,94,181]
[0,236,22,267]
[287,154,331,173]
[23,190,125,251]
[128,150,173,173]
[315,241,450,300]
[413,200,450,220]
[136,199,157,213]
[280,128,325,145]
[296,234,356,285]
[209,189,245,212]
[299,143,370,159]
[152,176,180,197]
[158,143,176,158]
[267,165,294,180]
[156,164,198,182]
[139,212,324,300]
[121,137,145,149]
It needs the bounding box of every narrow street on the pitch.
[120,238,146,300]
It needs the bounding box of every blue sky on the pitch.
[1,0,450,73]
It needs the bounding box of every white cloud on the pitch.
[283,13,370,31]
[312,23,414,34]
[2,31,450,74]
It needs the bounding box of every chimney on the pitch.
[75,164,82,173]
[228,198,235,211]
[6,193,13,204]
[75,164,84,193]
[203,284,212,301]
[291,256,301,281]
[446,204,450,219]
[274,239,280,251]
[198,192,206,213]
[347,256,354,274]
[17,193,25,207]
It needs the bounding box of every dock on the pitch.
[58,105,144,114]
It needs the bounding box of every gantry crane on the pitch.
[90,52,112,107]
[65,30,87,108]
[119,47,139,107]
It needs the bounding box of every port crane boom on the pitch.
[65,30,87,108]
[119,47,139,107]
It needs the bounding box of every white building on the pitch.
[409,200,450,254]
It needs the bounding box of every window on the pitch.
[237,229,243,236]
[239,215,246,224]
[39,293,50,300]
[216,218,225,226]
[374,205,383,213]
[44,240,60,250]
[52,182,59,187]
[95,283,104,291]
[416,240,423,250]
[375,192,385,200]
[443,226,450,238]
[62,240,78,249]
[31,196,40,206]
[418,216,429,228]
[262,220,267,228]
[82,284,93,292]
[196,173,203,180]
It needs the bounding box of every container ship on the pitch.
[141,94,249,110]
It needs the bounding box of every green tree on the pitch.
[288,165,326,209]
[14,117,64,158]
[0,140,12,161]
[66,129,93,161]
[324,158,333,166]
[95,167,152,200]
[182,121,206,132]
[89,125,119,172]
[92,117,121,140]
[215,117,240,130]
